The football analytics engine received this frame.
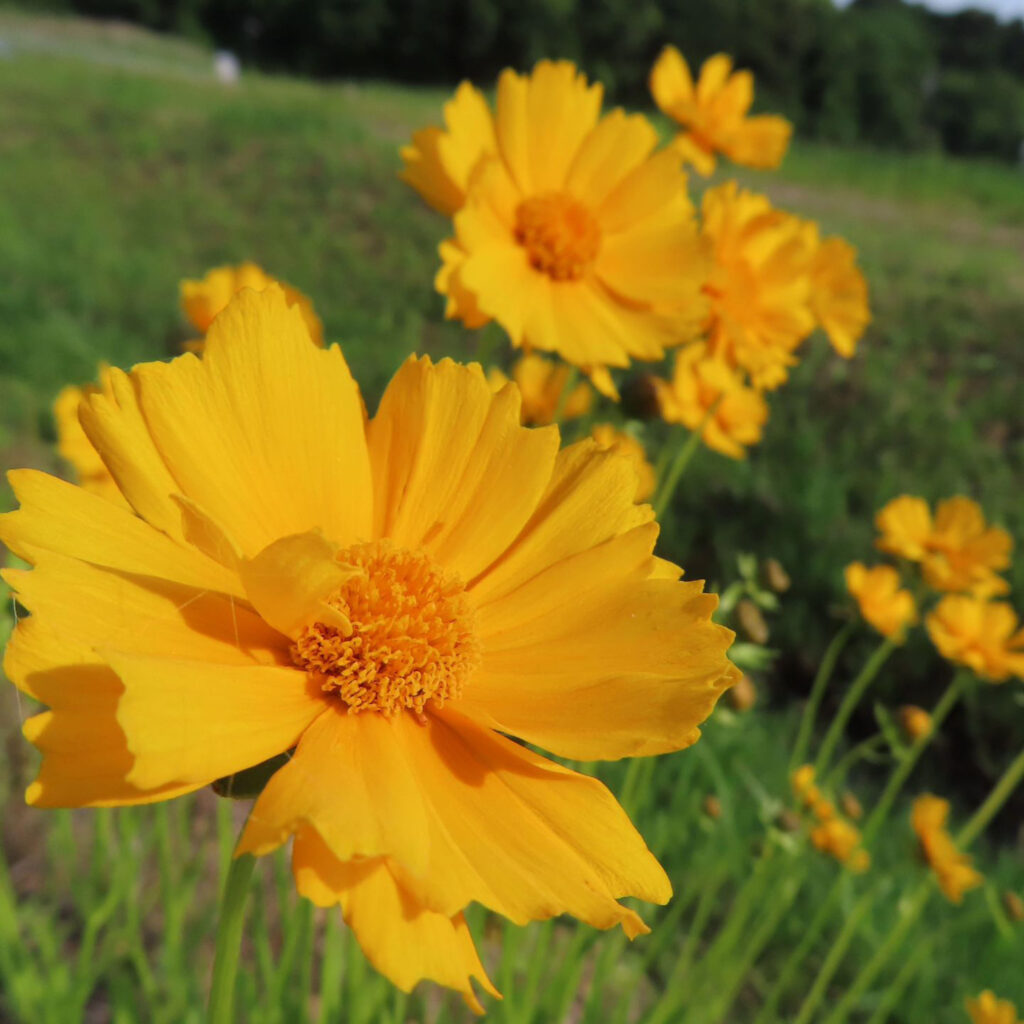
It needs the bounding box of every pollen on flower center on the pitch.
[290,541,480,716]
[514,192,601,281]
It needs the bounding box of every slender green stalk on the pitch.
[791,622,855,771]
[956,744,1024,848]
[862,936,934,1024]
[653,425,705,518]
[792,884,879,1024]
[823,733,887,789]
[861,671,969,846]
[814,637,895,777]
[207,853,258,1024]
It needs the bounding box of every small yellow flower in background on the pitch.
[966,991,1020,1024]
[875,495,1012,598]
[488,353,593,426]
[811,817,869,872]
[420,61,708,385]
[899,704,933,742]
[700,182,815,391]
[792,764,819,807]
[180,262,323,349]
[590,424,656,502]
[653,344,768,459]
[912,795,983,904]
[399,82,495,216]
[649,47,792,176]
[808,232,871,359]
[926,596,1024,683]
[844,562,917,641]
[2,287,739,1010]
[53,366,127,507]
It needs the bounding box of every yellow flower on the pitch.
[700,182,816,390]
[875,495,1011,597]
[791,764,819,807]
[590,424,656,502]
[1,287,737,1010]
[810,818,868,870]
[809,233,870,358]
[966,991,1020,1024]
[399,81,495,216]
[899,705,933,742]
[653,343,768,459]
[844,562,917,641]
[488,353,592,426]
[53,367,128,507]
[431,61,708,379]
[180,262,323,348]
[926,596,1024,683]
[911,794,982,903]
[649,47,792,176]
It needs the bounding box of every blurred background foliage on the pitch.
[25,0,1024,162]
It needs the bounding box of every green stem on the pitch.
[823,733,887,790]
[957,744,1024,848]
[861,670,969,847]
[862,936,933,1024]
[790,622,855,771]
[814,637,895,777]
[653,423,705,519]
[208,853,258,1024]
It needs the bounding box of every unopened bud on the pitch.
[703,795,722,820]
[1004,890,1024,923]
[727,674,757,712]
[737,598,769,645]
[841,791,863,821]
[763,558,791,593]
[899,705,932,742]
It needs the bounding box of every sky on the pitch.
[836,0,1024,17]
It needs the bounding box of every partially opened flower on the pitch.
[590,424,656,502]
[53,366,127,507]
[967,991,1020,1024]
[649,47,792,176]
[926,596,1024,683]
[899,705,933,742]
[911,794,982,903]
[809,232,870,359]
[426,61,708,384]
[1,287,737,1010]
[653,343,768,459]
[181,262,323,349]
[488,353,592,426]
[700,182,816,390]
[844,562,917,641]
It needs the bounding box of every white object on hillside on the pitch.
[214,50,240,85]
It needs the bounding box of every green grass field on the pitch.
[1,10,1023,1023]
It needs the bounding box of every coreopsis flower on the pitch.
[844,563,917,641]
[700,182,816,390]
[653,343,768,459]
[899,705,933,742]
[1,287,737,1010]
[811,818,869,872]
[400,82,495,216]
[926,596,1024,683]
[590,424,656,502]
[875,496,1012,598]
[53,367,127,507]
[649,47,792,176]
[911,795,982,904]
[424,61,708,383]
[488,353,592,426]
[181,262,323,349]
[809,232,870,359]
[792,764,820,807]
[967,991,1020,1024]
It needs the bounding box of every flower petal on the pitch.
[565,108,658,209]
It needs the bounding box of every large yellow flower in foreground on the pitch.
[844,563,917,641]
[1,288,737,1010]
[433,61,708,378]
[649,47,792,177]
[911,794,982,903]
[590,424,656,502]
[53,366,127,507]
[653,343,768,459]
[181,262,323,348]
[967,991,1020,1024]
[701,182,816,390]
[926,596,1024,683]
[488,353,592,426]
[876,495,1012,597]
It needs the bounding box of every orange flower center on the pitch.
[514,192,601,281]
[290,541,480,716]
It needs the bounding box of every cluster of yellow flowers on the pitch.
[401,51,870,460]
[967,991,1020,1024]
[911,795,983,904]
[845,495,1024,683]
[792,765,870,873]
